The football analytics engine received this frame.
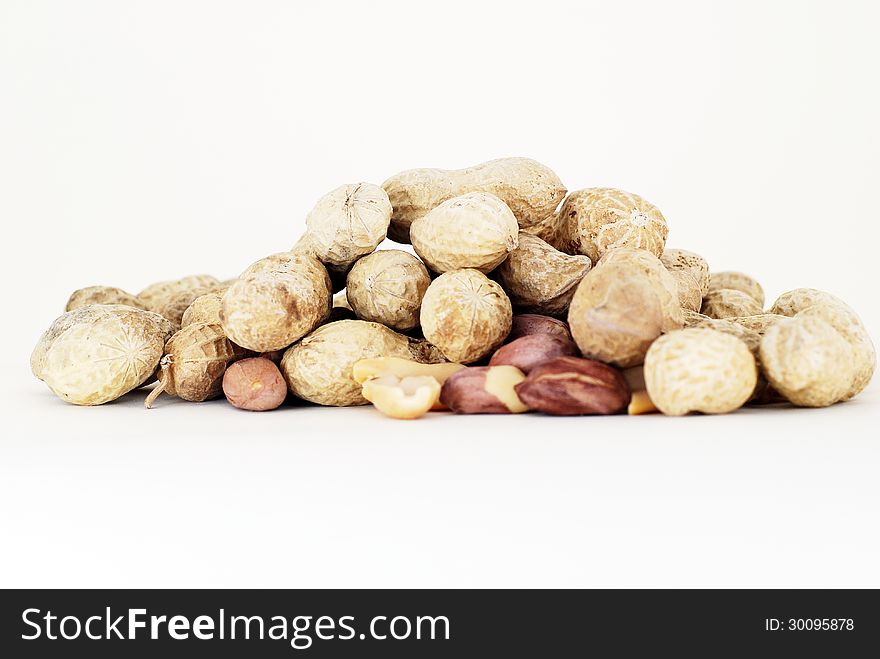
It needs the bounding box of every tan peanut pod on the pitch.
[154,286,214,331]
[220,252,332,352]
[794,305,875,400]
[558,188,669,262]
[726,313,786,335]
[280,320,446,407]
[695,317,769,401]
[568,248,683,368]
[346,250,431,331]
[304,183,392,269]
[768,288,856,318]
[410,192,519,273]
[420,269,512,364]
[669,270,704,313]
[645,328,757,415]
[661,248,710,312]
[137,274,220,313]
[681,309,712,328]
[496,233,592,316]
[661,249,710,296]
[760,315,854,407]
[383,157,566,243]
[181,292,223,328]
[292,234,350,293]
[32,305,173,405]
[522,208,579,254]
[695,318,761,357]
[708,271,764,306]
[210,279,238,296]
[701,288,763,319]
[65,286,147,312]
[144,322,250,408]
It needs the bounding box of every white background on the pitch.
[1,0,878,587]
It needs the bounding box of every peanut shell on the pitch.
[496,233,591,316]
[383,157,566,243]
[701,288,763,319]
[759,315,853,407]
[420,269,512,364]
[33,305,173,405]
[568,248,683,367]
[221,251,332,352]
[65,286,147,312]
[346,250,430,331]
[560,188,669,262]
[280,320,446,406]
[145,322,250,407]
[644,328,757,415]
[304,182,392,269]
[410,192,519,273]
[708,271,764,306]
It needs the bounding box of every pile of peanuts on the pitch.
[31,158,875,418]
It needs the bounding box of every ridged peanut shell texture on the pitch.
[645,328,757,415]
[709,271,764,306]
[420,269,512,364]
[769,288,861,320]
[701,288,763,319]
[137,274,221,312]
[345,250,431,331]
[661,248,710,312]
[795,305,875,400]
[304,183,392,269]
[280,320,446,407]
[154,286,214,331]
[181,292,223,328]
[661,249,711,295]
[568,249,683,367]
[765,289,874,402]
[32,305,173,405]
[382,157,566,243]
[496,233,592,316]
[559,188,669,262]
[410,192,519,273]
[65,286,147,311]
[759,315,854,407]
[221,252,332,352]
[694,317,770,402]
[147,322,250,406]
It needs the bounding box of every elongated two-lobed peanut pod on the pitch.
[382,157,566,243]
[280,320,447,407]
[65,286,147,312]
[32,305,173,405]
[137,274,221,313]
